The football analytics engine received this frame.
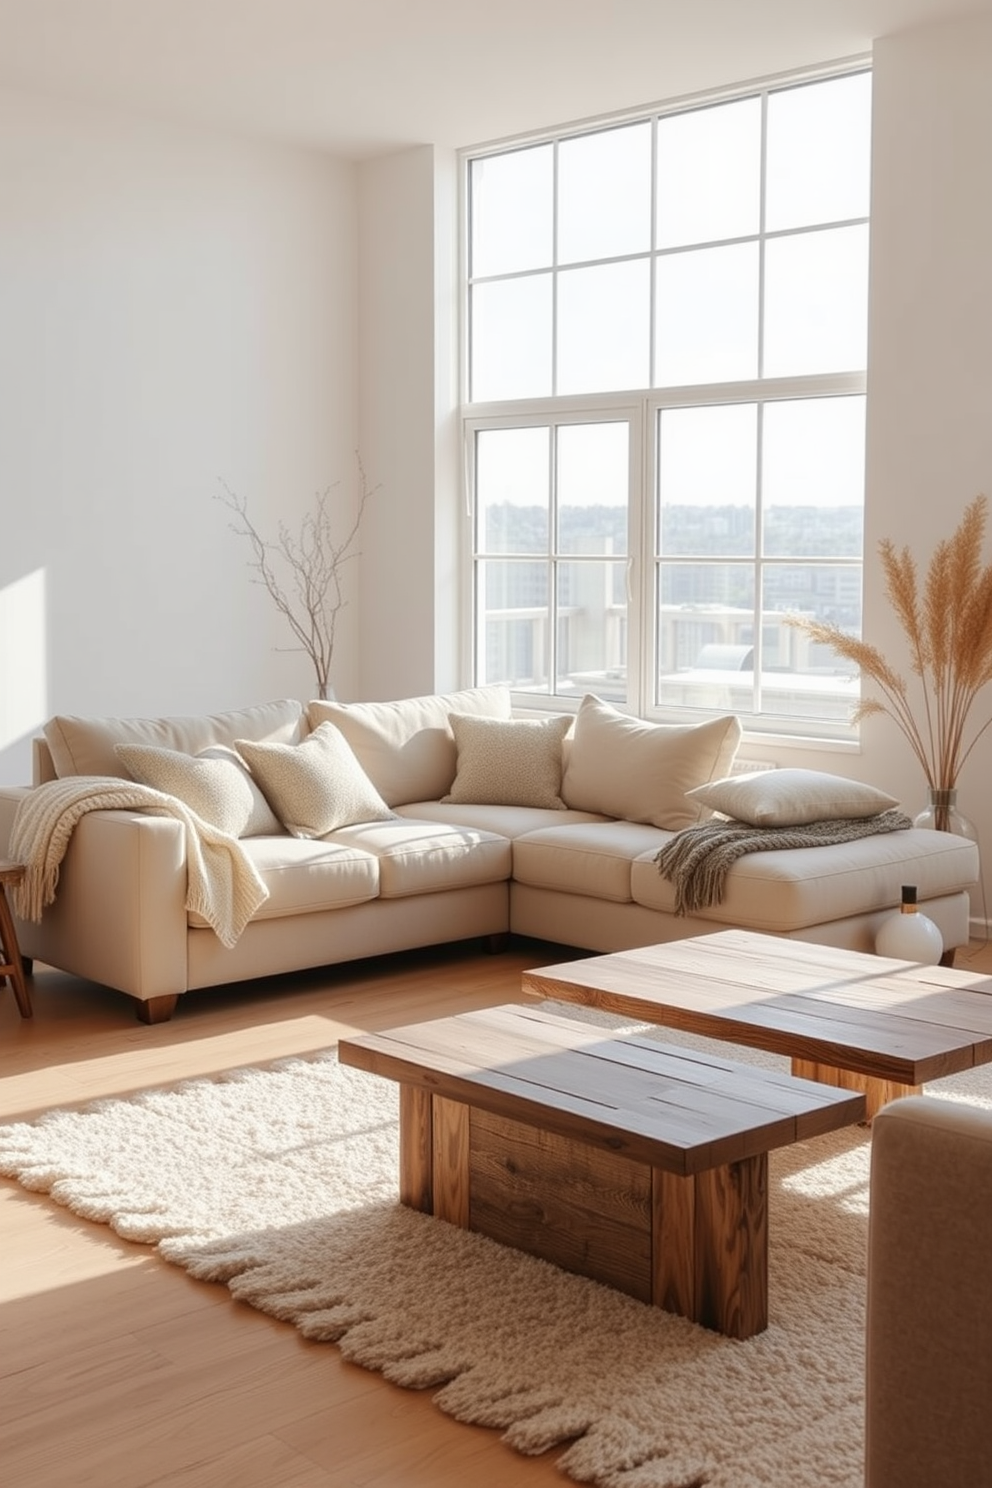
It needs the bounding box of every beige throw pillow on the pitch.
[115,743,255,837]
[197,745,284,837]
[235,723,394,839]
[442,714,572,808]
[561,695,742,830]
[686,768,899,827]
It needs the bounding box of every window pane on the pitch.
[558,122,652,264]
[476,426,549,554]
[557,422,629,556]
[470,145,553,277]
[761,563,862,722]
[557,259,650,394]
[766,72,872,232]
[763,224,869,376]
[762,397,865,557]
[657,96,761,248]
[655,241,759,386]
[764,562,862,641]
[556,559,628,699]
[471,275,552,401]
[476,558,549,689]
[656,562,756,709]
[658,404,757,556]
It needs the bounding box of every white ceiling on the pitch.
[0,0,988,159]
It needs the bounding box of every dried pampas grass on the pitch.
[789,494,992,791]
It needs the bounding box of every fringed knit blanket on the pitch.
[655,809,914,916]
[9,777,269,948]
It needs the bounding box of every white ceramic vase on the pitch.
[875,884,943,965]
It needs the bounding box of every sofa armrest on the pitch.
[866,1095,992,1487]
[0,787,189,1004]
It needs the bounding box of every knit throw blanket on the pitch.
[9,777,269,949]
[655,809,914,916]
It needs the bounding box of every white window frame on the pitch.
[459,62,870,743]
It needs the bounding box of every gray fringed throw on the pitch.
[655,809,914,916]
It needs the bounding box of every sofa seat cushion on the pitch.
[513,821,666,904]
[187,835,379,926]
[307,686,511,806]
[44,699,308,779]
[394,801,611,838]
[629,826,980,932]
[332,817,512,898]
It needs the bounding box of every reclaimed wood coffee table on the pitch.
[522,928,992,1121]
[339,1002,863,1339]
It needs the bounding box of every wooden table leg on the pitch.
[792,1058,920,1122]
[399,1084,434,1212]
[653,1153,769,1340]
[397,1086,470,1225]
[0,869,31,1019]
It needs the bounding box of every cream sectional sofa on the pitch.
[0,687,979,1022]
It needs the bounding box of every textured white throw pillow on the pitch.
[197,745,284,837]
[115,743,255,837]
[442,713,572,808]
[235,723,394,839]
[686,768,899,827]
[561,695,742,831]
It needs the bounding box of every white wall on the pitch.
[0,88,358,785]
[862,12,992,909]
[356,144,462,701]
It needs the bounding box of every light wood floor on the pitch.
[3,934,991,1487]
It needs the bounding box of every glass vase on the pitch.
[913,787,976,840]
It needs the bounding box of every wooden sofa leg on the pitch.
[136,994,179,1024]
[940,948,957,968]
[487,932,509,954]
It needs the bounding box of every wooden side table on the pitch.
[0,862,32,1018]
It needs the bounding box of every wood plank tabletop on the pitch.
[521,929,992,1085]
[339,1002,864,1178]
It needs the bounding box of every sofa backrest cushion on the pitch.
[561,694,742,831]
[307,686,512,806]
[43,699,308,780]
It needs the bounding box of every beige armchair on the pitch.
[866,1094,992,1487]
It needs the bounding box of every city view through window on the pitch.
[465,68,871,736]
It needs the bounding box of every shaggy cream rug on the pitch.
[1,1017,988,1488]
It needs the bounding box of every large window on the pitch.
[464,67,871,738]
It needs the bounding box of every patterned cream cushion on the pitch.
[561,694,742,830]
[197,745,284,836]
[686,768,899,827]
[115,743,255,837]
[442,713,572,808]
[235,723,394,839]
